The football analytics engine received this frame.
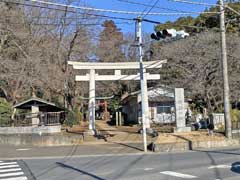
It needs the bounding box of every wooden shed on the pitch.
[13,97,64,126]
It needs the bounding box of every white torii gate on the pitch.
[68,60,167,134]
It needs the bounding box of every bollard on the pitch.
[116,112,119,126]
[119,112,122,126]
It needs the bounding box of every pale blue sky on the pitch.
[83,0,218,33]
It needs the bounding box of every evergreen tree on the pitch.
[97,20,124,62]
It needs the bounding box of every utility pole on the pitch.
[219,0,232,138]
[136,17,147,152]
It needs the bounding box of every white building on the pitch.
[121,86,181,125]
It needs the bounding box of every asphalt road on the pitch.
[1,147,240,180]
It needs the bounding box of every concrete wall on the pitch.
[0,126,61,134]
[0,133,83,146]
[153,139,240,152]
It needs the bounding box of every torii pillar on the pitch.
[89,69,95,131]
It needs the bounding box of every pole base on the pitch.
[174,127,191,133]
[84,129,97,136]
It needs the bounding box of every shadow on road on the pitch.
[194,149,240,156]
[194,149,223,179]
[231,162,240,174]
[56,162,106,180]
[111,141,143,151]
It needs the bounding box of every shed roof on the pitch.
[13,97,63,112]
[121,85,175,104]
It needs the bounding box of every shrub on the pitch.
[64,109,82,127]
[231,109,240,122]
[0,98,12,126]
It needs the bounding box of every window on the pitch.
[157,106,172,114]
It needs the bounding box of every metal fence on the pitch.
[152,113,176,126]
[232,121,240,130]
[0,111,65,127]
[154,114,175,124]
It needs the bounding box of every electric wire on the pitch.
[142,0,160,18]
[168,0,220,7]
[2,15,128,20]
[118,0,189,13]
[226,5,240,16]
[118,0,219,14]
[0,0,134,21]
[0,21,133,26]
[20,0,219,16]
[139,0,155,17]
[169,0,240,17]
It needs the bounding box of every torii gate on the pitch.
[68,60,167,134]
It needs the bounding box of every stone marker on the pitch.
[174,88,191,133]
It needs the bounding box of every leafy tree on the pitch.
[154,2,240,33]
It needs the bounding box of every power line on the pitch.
[226,5,240,16]
[143,0,160,18]
[24,0,179,15]
[2,15,125,21]
[0,21,132,26]
[118,0,188,13]
[21,0,219,16]
[139,0,155,17]
[118,0,219,14]
[1,15,133,24]
[0,0,134,21]
[168,0,220,6]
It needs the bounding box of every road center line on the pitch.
[144,168,154,171]
[160,171,197,179]
[208,165,231,169]
[16,149,30,151]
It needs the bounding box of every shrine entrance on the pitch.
[68,60,167,134]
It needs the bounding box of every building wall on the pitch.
[122,100,176,125]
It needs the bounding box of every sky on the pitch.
[81,0,219,34]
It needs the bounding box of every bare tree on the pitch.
[150,31,240,112]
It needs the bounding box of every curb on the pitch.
[151,139,240,152]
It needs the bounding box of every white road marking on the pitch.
[160,171,197,179]
[0,168,21,173]
[16,149,30,151]
[0,152,149,161]
[208,165,231,169]
[0,162,17,166]
[144,168,154,171]
[0,177,28,180]
[0,172,24,178]
[109,147,123,149]
[0,165,19,169]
